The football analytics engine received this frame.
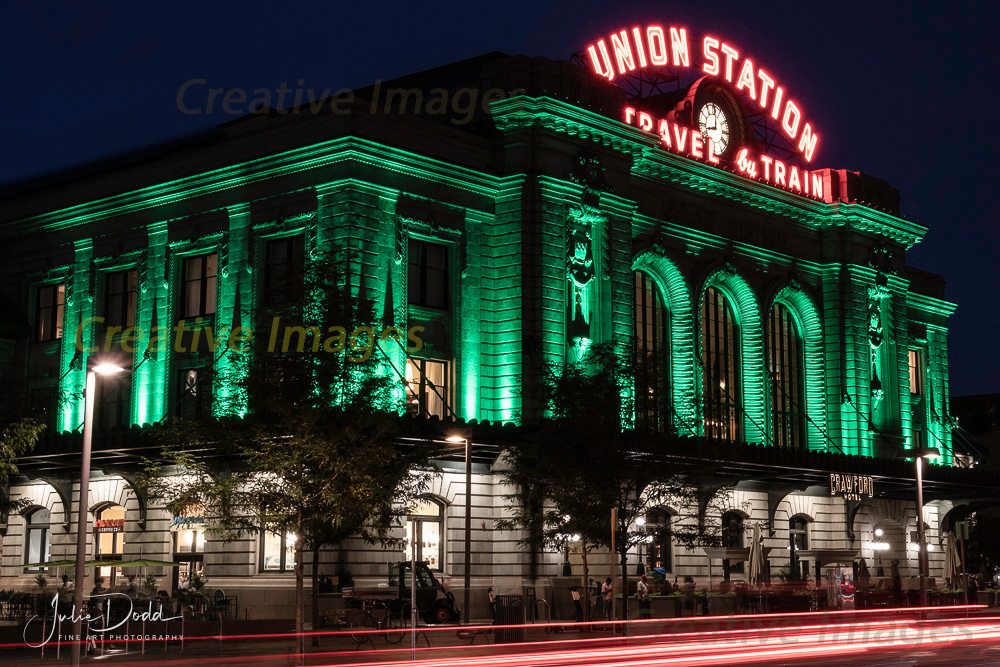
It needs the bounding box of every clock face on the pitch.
[698,102,730,156]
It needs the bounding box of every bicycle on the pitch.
[349,600,408,646]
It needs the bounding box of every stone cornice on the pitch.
[4,138,503,236]
[492,96,929,248]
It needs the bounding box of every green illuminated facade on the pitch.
[0,53,975,616]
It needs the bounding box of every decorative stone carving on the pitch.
[569,153,613,209]
[866,242,894,412]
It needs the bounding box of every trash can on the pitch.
[493,595,526,643]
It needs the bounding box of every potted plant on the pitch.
[142,575,159,598]
[32,574,50,614]
[707,591,737,616]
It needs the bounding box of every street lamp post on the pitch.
[71,363,124,667]
[635,516,646,576]
[447,436,471,623]
[898,446,939,608]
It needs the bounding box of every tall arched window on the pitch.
[721,511,745,574]
[722,511,745,549]
[701,287,740,441]
[769,304,806,448]
[789,515,810,579]
[406,498,444,571]
[644,508,673,573]
[634,271,669,431]
[25,508,50,570]
[94,504,126,585]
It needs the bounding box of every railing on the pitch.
[532,598,551,627]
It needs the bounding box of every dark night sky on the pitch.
[1,1,997,395]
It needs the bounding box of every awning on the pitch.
[772,548,860,566]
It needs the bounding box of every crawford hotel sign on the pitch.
[584,26,823,200]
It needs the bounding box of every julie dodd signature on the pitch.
[23,593,183,648]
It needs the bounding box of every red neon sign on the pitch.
[585,26,820,162]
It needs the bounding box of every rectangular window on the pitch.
[177,368,212,420]
[908,349,925,395]
[261,531,297,572]
[181,254,218,319]
[263,236,306,306]
[173,528,205,554]
[105,269,138,329]
[97,374,131,430]
[407,239,449,309]
[404,358,449,418]
[36,284,65,342]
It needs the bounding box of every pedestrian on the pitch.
[637,574,651,619]
[125,575,139,599]
[967,575,978,602]
[890,559,902,607]
[603,577,613,620]
[571,586,583,622]
[488,586,496,620]
[590,578,601,620]
[682,576,696,617]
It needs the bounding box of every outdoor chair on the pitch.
[214,589,231,619]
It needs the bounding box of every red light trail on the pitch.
[9,606,995,667]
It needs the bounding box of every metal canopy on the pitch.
[12,421,1000,505]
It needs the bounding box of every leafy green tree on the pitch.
[498,343,728,622]
[141,251,431,657]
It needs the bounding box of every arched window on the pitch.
[95,505,126,556]
[173,508,206,591]
[643,508,673,573]
[94,504,126,585]
[789,515,810,579]
[25,508,50,570]
[406,497,444,571]
[634,271,669,431]
[701,287,741,441]
[769,304,806,448]
[722,511,745,549]
[721,511,745,574]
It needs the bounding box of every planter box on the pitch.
[707,596,736,616]
[767,595,812,613]
[651,596,681,618]
[977,591,995,606]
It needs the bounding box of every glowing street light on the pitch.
[897,446,939,608]
[72,361,125,667]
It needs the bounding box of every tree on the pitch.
[141,250,431,658]
[498,343,728,623]
[0,360,56,517]
[964,510,1000,583]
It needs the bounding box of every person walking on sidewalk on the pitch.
[602,577,614,621]
[571,586,583,622]
[590,578,601,621]
[637,574,651,619]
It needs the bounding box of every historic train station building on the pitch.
[1,26,995,620]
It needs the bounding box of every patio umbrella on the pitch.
[115,559,180,568]
[21,559,75,569]
[748,523,766,588]
[945,532,962,587]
